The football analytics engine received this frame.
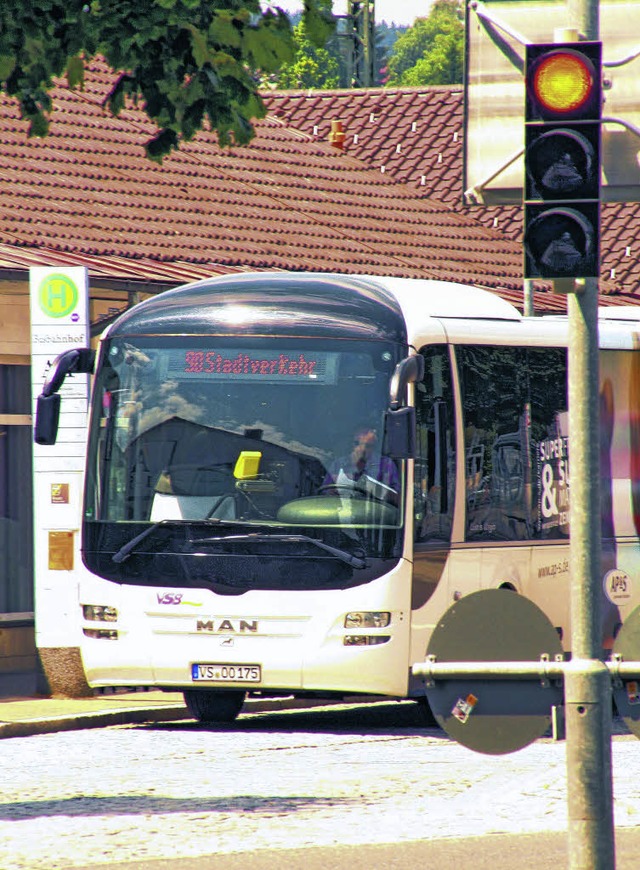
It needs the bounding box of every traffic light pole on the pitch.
[562,3,616,867]
[566,278,615,870]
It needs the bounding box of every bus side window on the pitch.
[414,346,456,543]
[458,345,568,542]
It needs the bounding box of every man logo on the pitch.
[196,618,259,633]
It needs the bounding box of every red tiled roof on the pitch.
[0,64,527,291]
[267,86,466,205]
[266,86,640,303]
[0,62,632,315]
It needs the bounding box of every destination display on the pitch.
[166,349,340,384]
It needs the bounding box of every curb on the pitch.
[0,695,384,739]
[0,703,191,739]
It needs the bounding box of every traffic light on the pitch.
[523,42,602,281]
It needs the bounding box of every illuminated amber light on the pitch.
[533,51,593,114]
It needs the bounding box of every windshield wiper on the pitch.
[111,518,272,564]
[112,521,178,564]
[192,533,367,569]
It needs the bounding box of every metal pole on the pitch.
[566,278,615,870]
[561,5,615,865]
[362,2,372,87]
[412,659,640,680]
[523,278,535,316]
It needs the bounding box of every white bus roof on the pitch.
[361,276,523,323]
[598,307,640,322]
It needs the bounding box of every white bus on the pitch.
[35,273,640,722]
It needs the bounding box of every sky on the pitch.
[266,1,432,27]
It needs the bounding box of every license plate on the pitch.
[191,663,261,683]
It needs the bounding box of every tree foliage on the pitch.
[375,22,407,84]
[273,20,340,89]
[0,0,334,161]
[386,0,463,87]
[269,0,339,89]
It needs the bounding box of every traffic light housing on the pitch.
[523,42,602,280]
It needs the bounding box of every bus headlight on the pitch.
[82,604,118,622]
[344,635,391,646]
[83,628,118,640]
[344,611,390,628]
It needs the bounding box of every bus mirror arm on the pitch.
[40,347,95,397]
[34,347,95,446]
[388,354,424,411]
[384,354,424,460]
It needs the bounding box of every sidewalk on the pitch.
[0,671,368,739]
[0,669,190,738]
[0,687,191,739]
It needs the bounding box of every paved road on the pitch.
[76,829,640,869]
[1,701,638,869]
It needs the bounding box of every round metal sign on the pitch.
[612,604,640,739]
[424,589,564,755]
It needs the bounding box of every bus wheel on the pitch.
[183,689,246,723]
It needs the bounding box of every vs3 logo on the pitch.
[156,593,202,606]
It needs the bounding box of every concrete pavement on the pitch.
[2,676,639,870]
[0,672,374,739]
[79,830,640,870]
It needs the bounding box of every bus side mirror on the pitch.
[384,353,423,458]
[34,393,61,445]
[383,406,416,459]
[33,347,95,446]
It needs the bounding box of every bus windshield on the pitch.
[83,335,405,591]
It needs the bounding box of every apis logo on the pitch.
[197,618,259,634]
[604,569,632,604]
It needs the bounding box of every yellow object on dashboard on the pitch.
[233,451,262,480]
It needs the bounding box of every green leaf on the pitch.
[0,54,16,81]
[302,0,335,48]
[244,24,293,71]
[203,66,219,89]
[104,73,136,116]
[185,24,210,67]
[208,12,243,50]
[28,111,49,137]
[66,54,85,89]
[145,127,179,162]
[232,113,255,146]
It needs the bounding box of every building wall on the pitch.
[0,290,30,360]
[0,290,36,674]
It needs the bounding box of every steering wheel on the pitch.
[317,483,394,506]
[318,483,361,496]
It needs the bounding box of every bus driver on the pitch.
[322,427,399,502]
